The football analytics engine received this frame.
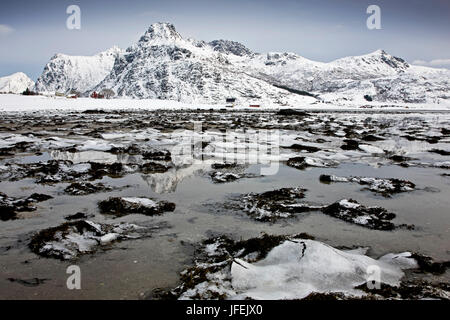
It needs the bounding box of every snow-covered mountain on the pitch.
[92,23,303,105]
[244,49,449,104]
[0,72,34,94]
[36,22,450,106]
[245,49,409,91]
[34,46,124,94]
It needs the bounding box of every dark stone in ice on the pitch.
[211,162,237,170]
[286,156,308,169]
[142,149,172,161]
[277,109,309,117]
[429,149,450,156]
[341,139,359,150]
[64,212,94,221]
[282,144,321,153]
[322,199,398,230]
[64,182,112,195]
[98,197,176,217]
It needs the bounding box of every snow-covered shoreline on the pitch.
[1,94,449,112]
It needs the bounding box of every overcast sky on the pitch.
[1,0,449,80]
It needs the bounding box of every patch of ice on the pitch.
[434,161,450,169]
[378,252,418,269]
[339,199,361,209]
[122,197,157,208]
[78,140,113,152]
[329,175,350,182]
[100,233,120,244]
[230,240,414,300]
[205,242,226,257]
[359,144,384,154]
[353,215,371,225]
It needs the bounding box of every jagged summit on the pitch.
[139,22,183,44]
[208,40,253,57]
[101,45,123,55]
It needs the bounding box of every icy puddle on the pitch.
[0,109,449,299]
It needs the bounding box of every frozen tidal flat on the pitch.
[0,108,449,299]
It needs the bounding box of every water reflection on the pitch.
[141,162,212,193]
[50,150,145,164]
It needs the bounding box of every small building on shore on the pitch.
[90,91,104,99]
[225,97,236,108]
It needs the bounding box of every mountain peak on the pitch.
[208,40,253,57]
[10,72,28,78]
[101,45,123,55]
[370,49,386,55]
[0,72,35,94]
[370,49,409,70]
[140,22,182,44]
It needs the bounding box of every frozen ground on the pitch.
[0,108,449,299]
[1,93,450,112]
[170,234,449,300]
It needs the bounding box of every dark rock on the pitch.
[238,187,322,222]
[322,199,398,230]
[319,175,415,197]
[27,193,53,202]
[65,212,94,220]
[277,109,309,117]
[286,157,308,169]
[210,171,241,183]
[341,139,359,150]
[89,162,123,179]
[363,95,373,102]
[0,192,52,221]
[109,144,141,155]
[319,174,333,183]
[410,253,450,275]
[361,134,384,142]
[82,109,106,114]
[389,155,411,162]
[429,149,450,156]
[0,147,14,156]
[211,162,237,170]
[64,182,112,195]
[98,197,176,217]
[282,144,320,153]
[142,149,171,161]
[441,128,450,135]
[426,136,440,144]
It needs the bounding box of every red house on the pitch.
[90,91,104,99]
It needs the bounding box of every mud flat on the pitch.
[0,109,449,299]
